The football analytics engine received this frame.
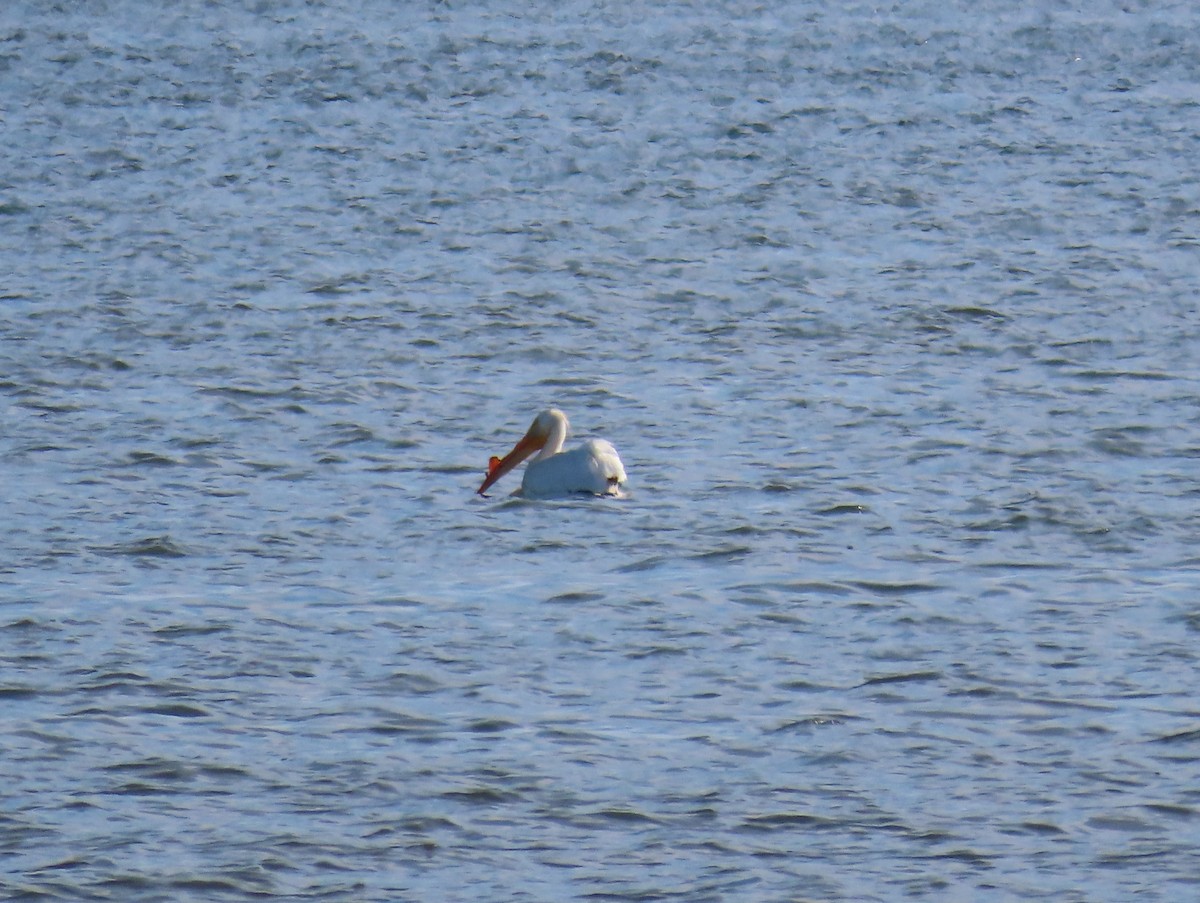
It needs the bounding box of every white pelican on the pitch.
[477,408,627,499]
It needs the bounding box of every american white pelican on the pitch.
[477,408,627,499]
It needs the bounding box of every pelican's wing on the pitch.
[522,440,626,498]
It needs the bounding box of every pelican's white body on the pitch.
[521,437,626,499]
[478,408,627,499]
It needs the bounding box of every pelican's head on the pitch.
[477,408,569,495]
[531,407,568,438]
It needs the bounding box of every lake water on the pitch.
[3,1,1200,900]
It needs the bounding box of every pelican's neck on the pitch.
[534,410,569,460]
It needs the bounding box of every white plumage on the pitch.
[477,408,627,499]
